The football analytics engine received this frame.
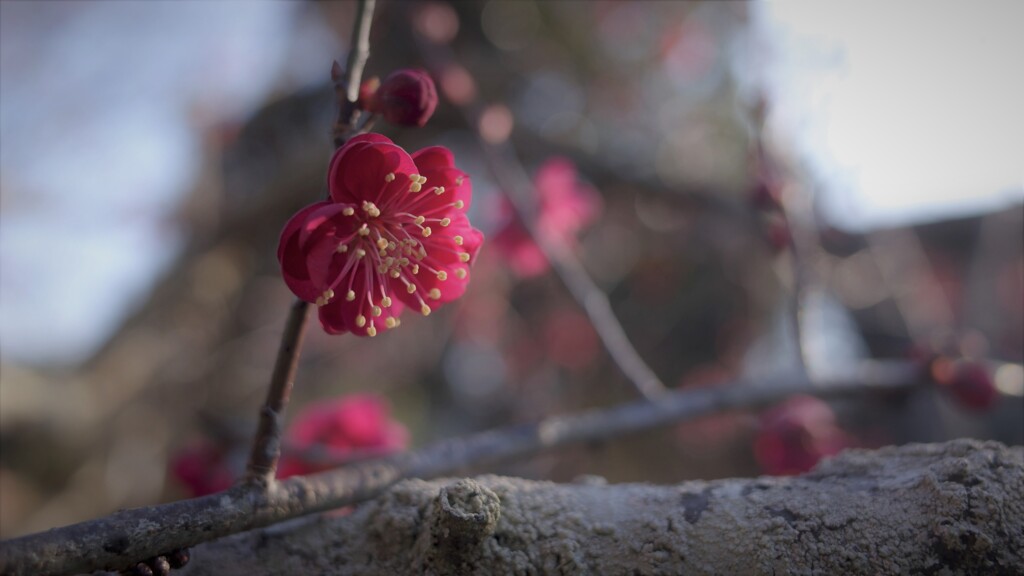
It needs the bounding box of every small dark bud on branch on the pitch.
[371,69,438,127]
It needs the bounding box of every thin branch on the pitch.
[333,0,376,147]
[245,0,377,483]
[244,299,312,482]
[488,143,669,401]
[0,360,926,576]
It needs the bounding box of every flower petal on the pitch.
[329,140,418,206]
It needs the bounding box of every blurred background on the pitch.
[1,0,1021,538]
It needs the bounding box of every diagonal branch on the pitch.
[0,360,926,576]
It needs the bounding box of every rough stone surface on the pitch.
[181,440,1024,575]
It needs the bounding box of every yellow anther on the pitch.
[382,296,392,307]
[367,326,377,337]
[454,200,465,209]
[399,257,410,266]
[455,268,467,279]
[410,182,422,193]
[385,172,396,182]
[409,173,420,181]
[440,218,451,227]
[455,176,465,186]
[355,248,367,258]
[421,304,431,316]
[377,238,388,250]
[385,317,397,329]
[362,202,381,218]
[412,264,420,274]
[358,225,370,237]
[459,252,471,263]
[388,241,397,250]
[406,283,417,294]
[389,270,400,278]
[429,288,441,300]
[346,290,356,301]
[454,235,464,245]
[422,227,432,238]
[337,243,349,253]
[436,271,447,281]
[434,186,446,195]
[356,315,366,328]
[372,306,382,317]
[414,215,426,225]
[342,207,355,216]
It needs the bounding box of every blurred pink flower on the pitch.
[170,441,235,498]
[753,395,852,476]
[931,357,998,412]
[543,308,599,371]
[278,133,483,336]
[278,394,409,479]
[492,158,602,278]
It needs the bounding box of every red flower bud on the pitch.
[754,395,852,476]
[372,69,438,127]
[932,358,998,412]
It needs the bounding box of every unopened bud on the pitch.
[373,69,438,127]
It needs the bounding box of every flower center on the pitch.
[317,171,470,335]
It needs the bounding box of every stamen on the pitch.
[385,172,396,182]
[315,289,335,307]
[358,224,370,237]
[454,235,464,246]
[459,253,471,262]
[356,315,367,328]
[385,317,397,329]
[439,218,451,227]
[376,238,388,250]
[422,227,432,238]
[342,207,355,216]
[433,186,446,195]
[372,306,382,317]
[367,325,377,337]
[406,283,417,294]
[355,248,367,259]
[346,290,356,301]
[337,243,349,253]
[453,200,465,209]
[455,268,467,279]
[414,215,426,225]
[455,176,465,186]
[436,271,447,281]
[381,296,392,307]
[420,304,431,316]
[428,288,441,300]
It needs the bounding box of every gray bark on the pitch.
[182,439,1024,575]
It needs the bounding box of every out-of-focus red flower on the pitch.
[542,308,599,371]
[369,69,438,127]
[753,395,852,476]
[278,133,483,336]
[492,158,602,278]
[170,441,235,497]
[278,394,408,479]
[931,357,998,412]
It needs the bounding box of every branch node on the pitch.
[422,479,501,571]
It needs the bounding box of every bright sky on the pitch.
[0,1,337,364]
[758,0,1024,229]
